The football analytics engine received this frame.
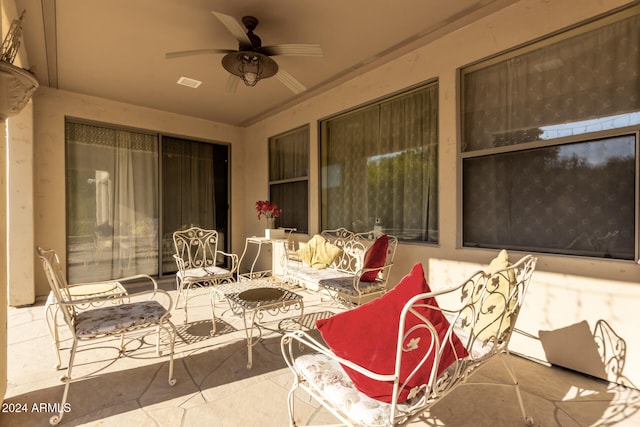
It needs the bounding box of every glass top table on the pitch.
[210,278,304,369]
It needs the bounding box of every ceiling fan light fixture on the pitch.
[222,51,278,88]
[239,54,260,86]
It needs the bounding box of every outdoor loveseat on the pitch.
[279,228,398,306]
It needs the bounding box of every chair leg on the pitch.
[164,321,177,386]
[286,377,299,427]
[50,338,78,426]
[181,283,192,324]
[210,290,217,336]
[155,325,161,356]
[175,280,192,324]
[499,351,534,426]
[174,277,183,309]
[44,301,63,370]
[119,333,126,354]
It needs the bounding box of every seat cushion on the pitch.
[316,263,468,403]
[295,353,399,426]
[318,276,386,297]
[74,300,168,337]
[285,263,353,287]
[178,266,233,282]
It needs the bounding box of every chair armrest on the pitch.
[69,274,158,290]
[217,251,239,274]
[60,288,174,312]
[173,253,186,274]
[280,330,394,383]
[352,262,394,290]
[125,288,174,311]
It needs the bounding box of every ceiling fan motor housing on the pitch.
[242,16,262,48]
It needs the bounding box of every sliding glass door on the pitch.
[161,136,229,274]
[66,121,229,282]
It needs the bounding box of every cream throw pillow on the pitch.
[297,234,342,270]
[470,249,517,342]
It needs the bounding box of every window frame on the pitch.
[458,5,640,261]
[268,124,310,234]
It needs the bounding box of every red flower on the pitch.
[256,200,282,220]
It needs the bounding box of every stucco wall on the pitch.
[32,87,246,297]
[242,0,640,387]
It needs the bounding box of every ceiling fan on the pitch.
[166,11,323,94]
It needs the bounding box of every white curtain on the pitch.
[66,122,158,281]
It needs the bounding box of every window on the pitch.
[461,7,639,260]
[320,83,438,241]
[268,125,309,233]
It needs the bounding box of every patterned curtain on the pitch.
[461,11,639,259]
[322,84,438,241]
[463,13,640,151]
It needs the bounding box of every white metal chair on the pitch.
[37,246,177,426]
[173,226,238,323]
[44,275,128,370]
[281,253,537,426]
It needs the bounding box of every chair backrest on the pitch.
[458,254,537,351]
[319,227,398,275]
[172,227,219,269]
[390,254,537,408]
[36,246,77,327]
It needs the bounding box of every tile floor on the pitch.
[2,282,640,427]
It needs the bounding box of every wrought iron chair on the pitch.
[172,226,238,323]
[44,274,128,370]
[36,247,177,426]
[281,253,537,426]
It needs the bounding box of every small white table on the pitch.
[238,236,287,279]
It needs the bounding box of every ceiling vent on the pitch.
[177,76,202,88]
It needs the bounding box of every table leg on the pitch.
[210,289,219,336]
[241,309,261,369]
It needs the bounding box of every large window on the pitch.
[461,7,639,260]
[269,125,309,233]
[320,83,438,241]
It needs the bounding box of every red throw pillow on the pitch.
[316,263,469,403]
[360,234,389,282]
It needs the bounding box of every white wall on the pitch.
[242,0,640,387]
[32,86,245,297]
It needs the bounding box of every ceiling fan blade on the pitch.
[165,48,234,59]
[225,75,240,93]
[260,44,323,57]
[275,68,307,94]
[211,11,253,49]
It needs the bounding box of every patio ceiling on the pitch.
[14,0,519,126]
